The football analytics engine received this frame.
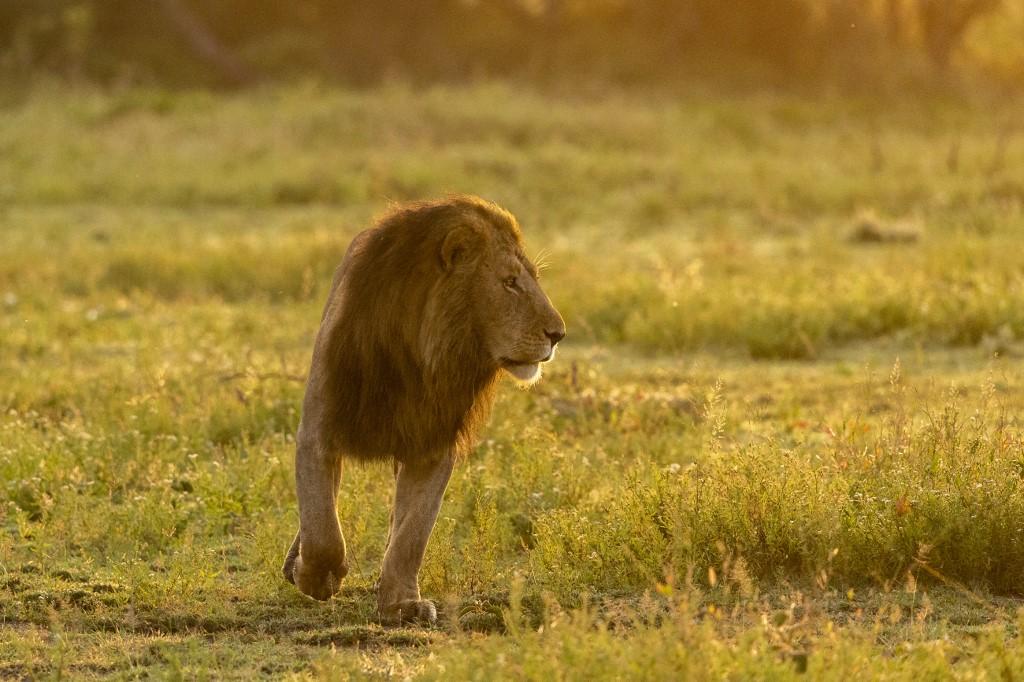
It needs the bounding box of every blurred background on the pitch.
[2,0,1023,92]
[4,0,1024,353]
[3,1,1024,356]
[6,5,1024,677]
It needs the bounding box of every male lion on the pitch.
[282,196,565,623]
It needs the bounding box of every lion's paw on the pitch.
[379,599,437,626]
[292,555,347,601]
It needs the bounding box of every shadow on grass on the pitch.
[3,566,439,647]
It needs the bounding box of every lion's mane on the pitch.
[310,197,523,463]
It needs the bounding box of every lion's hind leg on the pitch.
[377,454,454,625]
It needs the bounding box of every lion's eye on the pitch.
[503,276,519,291]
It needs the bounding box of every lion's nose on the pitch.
[545,328,565,346]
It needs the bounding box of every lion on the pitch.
[282,195,565,624]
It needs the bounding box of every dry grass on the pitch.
[2,83,1024,678]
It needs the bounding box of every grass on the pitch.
[2,81,1024,678]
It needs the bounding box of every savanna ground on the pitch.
[2,82,1024,679]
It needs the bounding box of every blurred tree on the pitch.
[918,0,1002,70]
[154,0,255,85]
[886,0,906,46]
[0,0,1018,89]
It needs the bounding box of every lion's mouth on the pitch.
[502,354,553,369]
[501,348,555,386]
[504,362,542,384]
[503,346,556,367]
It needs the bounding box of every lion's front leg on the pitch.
[284,428,348,601]
[378,454,454,625]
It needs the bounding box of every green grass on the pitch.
[2,82,1024,678]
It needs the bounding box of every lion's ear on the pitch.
[440,227,475,271]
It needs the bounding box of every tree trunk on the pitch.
[918,0,1000,71]
[154,0,256,85]
[886,0,904,47]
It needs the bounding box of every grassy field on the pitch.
[2,82,1024,678]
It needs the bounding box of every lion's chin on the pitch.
[504,362,542,386]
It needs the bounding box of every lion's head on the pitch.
[314,195,564,462]
[430,198,565,386]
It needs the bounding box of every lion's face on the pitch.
[473,236,565,385]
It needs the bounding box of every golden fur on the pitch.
[283,196,565,620]
[316,198,515,461]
